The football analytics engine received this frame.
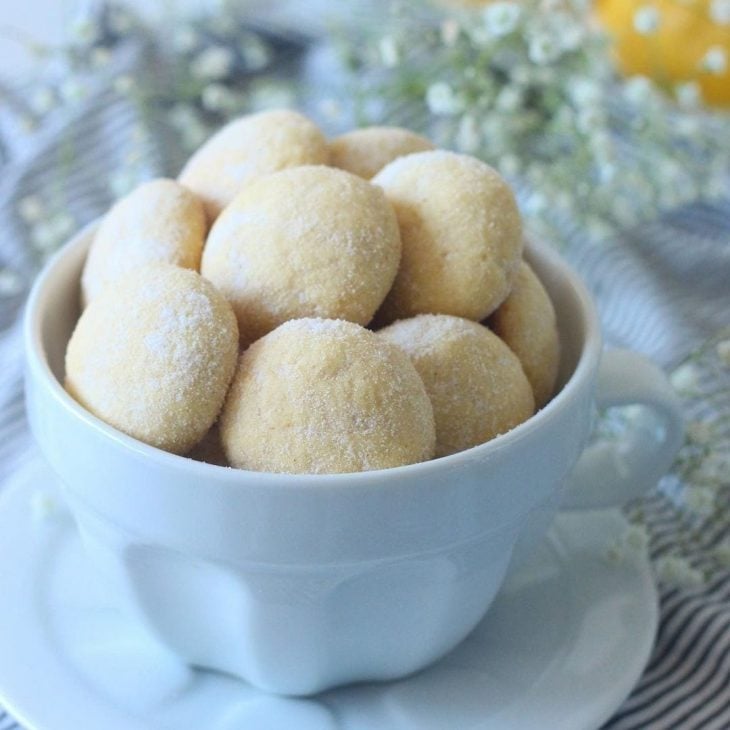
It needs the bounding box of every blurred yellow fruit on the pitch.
[596,0,730,106]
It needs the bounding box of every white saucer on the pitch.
[0,458,658,730]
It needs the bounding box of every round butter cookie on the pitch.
[379,314,534,457]
[202,165,401,346]
[329,126,434,180]
[372,150,523,324]
[178,109,329,220]
[81,178,206,306]
[65,265,239,455]
[489,261,560,408]
[220,318,436,474]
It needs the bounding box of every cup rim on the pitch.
[24,221,602,489]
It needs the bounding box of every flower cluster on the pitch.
[613,332,730,587]
[343,0,730,245]
[1,1,301,287]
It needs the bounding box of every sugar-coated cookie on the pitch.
[81,178,206,306]
[219,318,436,474]
[329,126,434,180]
[489,261,560,408]
[178,109,329,220]
[202,165,401,346]
[372,150,523,324]
[66,265,239,455]
[379,314,534,457]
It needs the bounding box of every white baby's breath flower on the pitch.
[605,542,626,565]
[590,130,613,161]
[586,217,614,240]
[559,22,585,51]
[700,46,727,74]
[241,39,270,70]
[528,34,562,65]
[109,168,139,198]
[655,555,705,588]
[248,81,295,111]
[710,0,730,25]
[30,87,55,115]
[716,339,730,366]
[318,98,343,122]
[625,524,650,552]
[113,75,135,95]
[30,222,58,253]
[624,75,655,104]
[659,159,684,185]
[576,107,605,133]
[71,18,98,44]
[108,7,134,35]
[379,36,400,68]
[440,19,460,47]
[483,2,522,37]
[468,26,493,49]
[426,82,463,115]
[49,213,74,242]
[676,115,701,136]
[495,85,523,112]
[598,161,617,183]
[18,196,43,223]
[633,5,661,34]
[174,27,199,53]
[684,485,716,517]
[191,46,235,80]
[693,452,730,485]
[675,81,702,109]
[533,66,558,86]
[456,114,481,152]
[60,79,87,103]
[0,269,23,297]
[510,65,532,86]
[91,47,111,67]
[608,525,647,566]
[201,83,237,113]
[569,78,601,108]
[498,154,520,177]
[670,362,699,393]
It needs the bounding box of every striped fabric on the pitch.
[1,30,730,730]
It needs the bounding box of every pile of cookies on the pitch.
[64,109,560,474]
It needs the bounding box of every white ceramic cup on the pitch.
[24,225,684,696]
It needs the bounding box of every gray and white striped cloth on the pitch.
[1,32,730,730]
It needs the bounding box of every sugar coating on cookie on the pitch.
[81,178,207,306]
[379,314,534,457]
[202,165,402,346]
[65,265,239,455]
[372,150,523,324]
[329,126,435,180]
[178,109,329,220]
[220,318,436,474]
[489,261,560,408]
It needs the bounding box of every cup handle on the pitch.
[561,349,685,511]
